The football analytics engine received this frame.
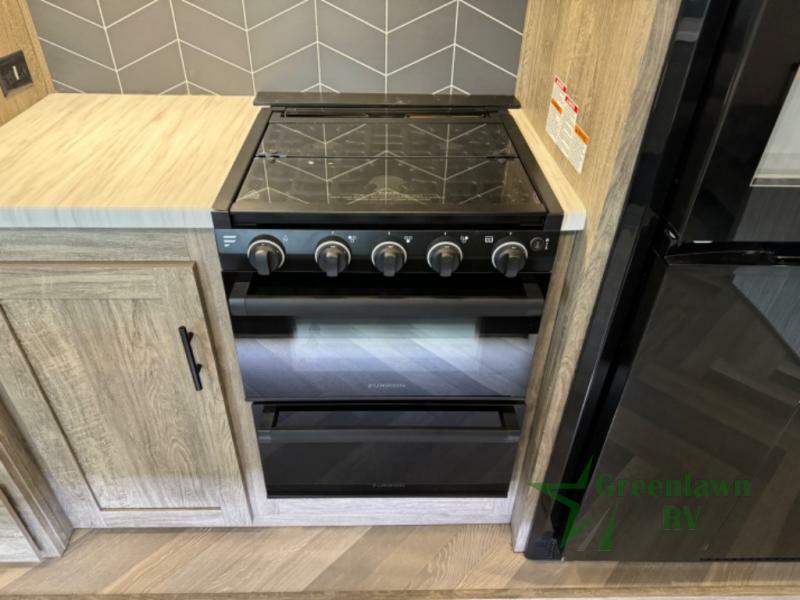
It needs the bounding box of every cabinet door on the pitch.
[0,489,40,564]
[0,263,248,527]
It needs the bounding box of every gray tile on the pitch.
[462,0,527,31]
[184,0,244,26]
[318,1,384,72]
[181,42,253,94]
[387,1,454,71]
[99,0,154,25]
[47,0,102,24]
[249,0,315,70]
[40,38,120,92]
[387,46,451,93]
[187,82,212,94]
[254,44,317,92]
[452,46,514,94]
[29,0,114,67]
[456,2,522,74]
[118,41,184,93]
[324,0,384,29]
[173,0,250,70]
[387,0,451,29]
[107,0,177,68]
[319,45,383,93]
[244,0,306,26]
[161,81,189,94]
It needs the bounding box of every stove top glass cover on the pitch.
[231,119,545,218]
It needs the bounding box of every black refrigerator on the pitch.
[526,0,800,561]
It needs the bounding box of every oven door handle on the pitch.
[229,280,544,318]
[256,428,520,444]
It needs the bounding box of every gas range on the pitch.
[213,93,561,497]
[213,92,562,278]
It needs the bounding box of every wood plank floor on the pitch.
[1,525,799,598]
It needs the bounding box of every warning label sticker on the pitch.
[545,76,589,173]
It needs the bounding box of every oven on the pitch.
[227,269,542,497]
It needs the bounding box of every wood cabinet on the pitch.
[0,489,39,564]
[0,260,249,527]
[0,399,71,562]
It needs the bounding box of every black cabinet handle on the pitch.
[179,326,203,391]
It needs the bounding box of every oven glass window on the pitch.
[236,318,535,399]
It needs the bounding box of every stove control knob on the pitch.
[372,241,407,277]
[247,237,285,276]
[315,237,351,278]
[491,239,528,278]
[427,239,463,277]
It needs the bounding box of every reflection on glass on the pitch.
[236,319,536,399]
[752,70,800,187]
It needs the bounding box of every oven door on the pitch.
[253,402,523,497]
[229,273,543,401]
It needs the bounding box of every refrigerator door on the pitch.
[668,0,800,243]
[562,258,800,560]
[706,404,800,559]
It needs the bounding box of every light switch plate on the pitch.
[0,50,33,97]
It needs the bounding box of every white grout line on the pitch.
[39,0,103,28]
[319,0,384,33]
[187,80,219,95]
[446,159,489,181]
[458,184,502,205]
[319,83,338,93]
[180,40,251,73]
[313,0,322,89]
[460,0,523,35]
[248,0,308,31]
[182,0,247,30]
[94,0,124,92]
[449,0,459,89]
[38,36,116,72]
[386,45,451,76]
[117,39,177,71]
[158,80,187,94]
[105,0,159,28]
[325,123,367,143]
[451,84,469,94]
[168,0,189,93]
[387,0,456,34]
[408,123,448,142]
[318,42,384,75]
[384,0,388,93]
[302,83,319,92]
[455,44,517,78]
[432,85,451,94]
[252,42,316,74]
[52,78,85,93]
[241,0,256,94]
[328,158,380,182]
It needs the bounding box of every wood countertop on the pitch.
[0,94,260,228]
[0,95,583,231]
[510,109,586,232]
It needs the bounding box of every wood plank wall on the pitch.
[0,0,52,125]
[510,0,682,549]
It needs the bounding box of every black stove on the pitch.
[214,93,562,277]
[213,94,561,498]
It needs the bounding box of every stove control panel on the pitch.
[217,228,558,275]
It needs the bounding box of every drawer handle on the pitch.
[179,326,203,391]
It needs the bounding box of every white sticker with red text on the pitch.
[545,76,589,173]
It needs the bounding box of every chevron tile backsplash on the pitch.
[27,0,527,96]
